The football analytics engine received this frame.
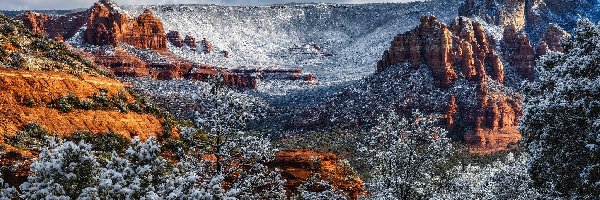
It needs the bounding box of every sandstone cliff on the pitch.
[1,12,175,187]
[85,2,167,50]
[377,16,521,153]
[378,16,504,87]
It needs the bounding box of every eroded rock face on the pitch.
[536,24,569,56]
[502,25,536,80]
[85,2,166,50]
[461,0,599,42]
[166,30,184,48]
[378,16,521,153]
[270,150,365,199]
[378,16,457,88]
[378,16,504,87]
[15,11,47,35]
[91,47,150,77]
[463,84,523,154]
[184,35,197,48]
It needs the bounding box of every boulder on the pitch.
[166,30,184,48]
[270,150,365,199]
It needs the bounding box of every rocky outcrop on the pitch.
[459,0,527,30]
[460,0,599,42]
[502,26,535,79]
[378,16,521,153]
[377,16,457,87]
[201,38,213,53]
[91,47,150,77]
[85,2,166,50]
[378,16,504,87]
[463,85,523,154]
[15,11,47,35]
[270,150,365,199]
[166,31,184,48]
[184,35,197,49]
[16,11,89,41]
[167,31,197,49]
[536,24,569,56]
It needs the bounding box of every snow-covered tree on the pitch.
[292,174,347,200]
[86,137,171,199]
[0,175,19,200]
[20,139,99,199]
[362,111,453,199]
[433,153,542,200]
[520,18,600,197]
[180,129,286,199]
[179,74,286,199]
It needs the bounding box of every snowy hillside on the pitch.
[124,0,463,88]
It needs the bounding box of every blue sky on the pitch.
[1,0,421,10]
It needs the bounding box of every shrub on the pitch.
[0,24,16,35]
[92,88,111,109]
[8,52,26,69]
[4,122,50,151]
[51,93,80,113]
[69,131,129,153]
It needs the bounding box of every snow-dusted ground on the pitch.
[123,1,464,132]
[124,0,462,90]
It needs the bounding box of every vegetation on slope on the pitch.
[0,12,104,76]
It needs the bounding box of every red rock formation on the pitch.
[446,95,458,129]
[184,35,197,48]
[270,150,365,199]
[122,9,167,50]
[536,24,569,56]
[379,16,520,153]
[166,31,184,48]
[201,38,214,53]
[15,11,47,35]
[187,65,257,88]
[464,84,523,154]
[92,47,150,77]
[85,2,166,50]
[502,26,536,80]
[378,16,504,87]
[378,16,457,88]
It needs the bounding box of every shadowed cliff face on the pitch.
[459,0,599,37]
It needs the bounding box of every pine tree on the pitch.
[520,18,600,197]
[20,139,99,199]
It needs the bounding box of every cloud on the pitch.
[1,0,421,10]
